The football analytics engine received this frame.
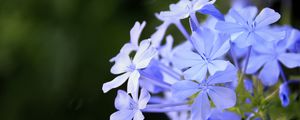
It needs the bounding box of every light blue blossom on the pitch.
[279,82,290,107]
[173,28,231,81]
[102,40,158,93]
[110,89,150,120]
[172,65,237,120]
[246,28,300,86]
[110,21,146,62]
[215,6,285,48]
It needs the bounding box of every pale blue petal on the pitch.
[254,28,286,42]
[255,8,280,28]
[246,54,271,74]
[228,8,246,24]
[215,21,245,34]
[240,6,258,23]
[120,43,137,54]
[130,21,146,45]
[207,64,237,85]
[258,60,280,86]
[208,86,236,109]
[207,60,229,76]
[278,53,300,68]
[233,32,255,48]
[198,4,224,20]
[151,22,170,47]
[210,35,230,59]
[135,46,157,69]
[133,40,151,64]
[172,80,199,100]
[115,90,134,110]
[102,73,130,93]
[191,28,215,55]
[133,110,144,120]
[172,51,202,69]
[192,92,211,120]
[110,110,135,120]
[184,62,208,81]
[127,70,140,93]
[138,88,151,109]
[110,53,132,74]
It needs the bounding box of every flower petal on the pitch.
[246,54,271,74]
[110,110,135,120]
[215,21,245,34]
[255,8,280,28]
[138,88,151,109]
[210,36,230,59]
[191,92,211,120]
[184,62,208,82]
[110,54,131,74]
[278,53,300,68]
[133,110,144,120]
[102,73,130,93]
[208,86,236,109]
[115,90,134,110]
[172,80,199,100]
[127,70,141,93]
[172,51,202,69]
[258,60,280,86]
[207,64,237,85]
[130,21,146,46]
[207,60,229,76]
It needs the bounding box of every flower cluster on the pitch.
[103,0,300,120]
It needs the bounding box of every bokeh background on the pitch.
[0,0,299,120]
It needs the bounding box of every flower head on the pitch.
[246,27,300,86]
[173,27,232,82]
[103,40,158,93]
[215,7,285,48]
[172,65,237,120]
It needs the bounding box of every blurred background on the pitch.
[0,0,299,120]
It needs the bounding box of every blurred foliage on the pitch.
[0,0,299,120]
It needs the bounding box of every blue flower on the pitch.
[279,82,290,107]
[172,65,237,120]
[246,28,300,86]
[110,89,150,120]
[215,6,285,48]
[110,21,146,62]
[173,28,232,81]
[102,40,158,93]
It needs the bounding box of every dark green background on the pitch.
[0,0,299,120]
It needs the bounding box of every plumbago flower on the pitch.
[102,40,157,93]
[173,27,232,81]
[215,6,285,48]
[246,27,300,86]
[172,65,237,120]
[110,89,150,120]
